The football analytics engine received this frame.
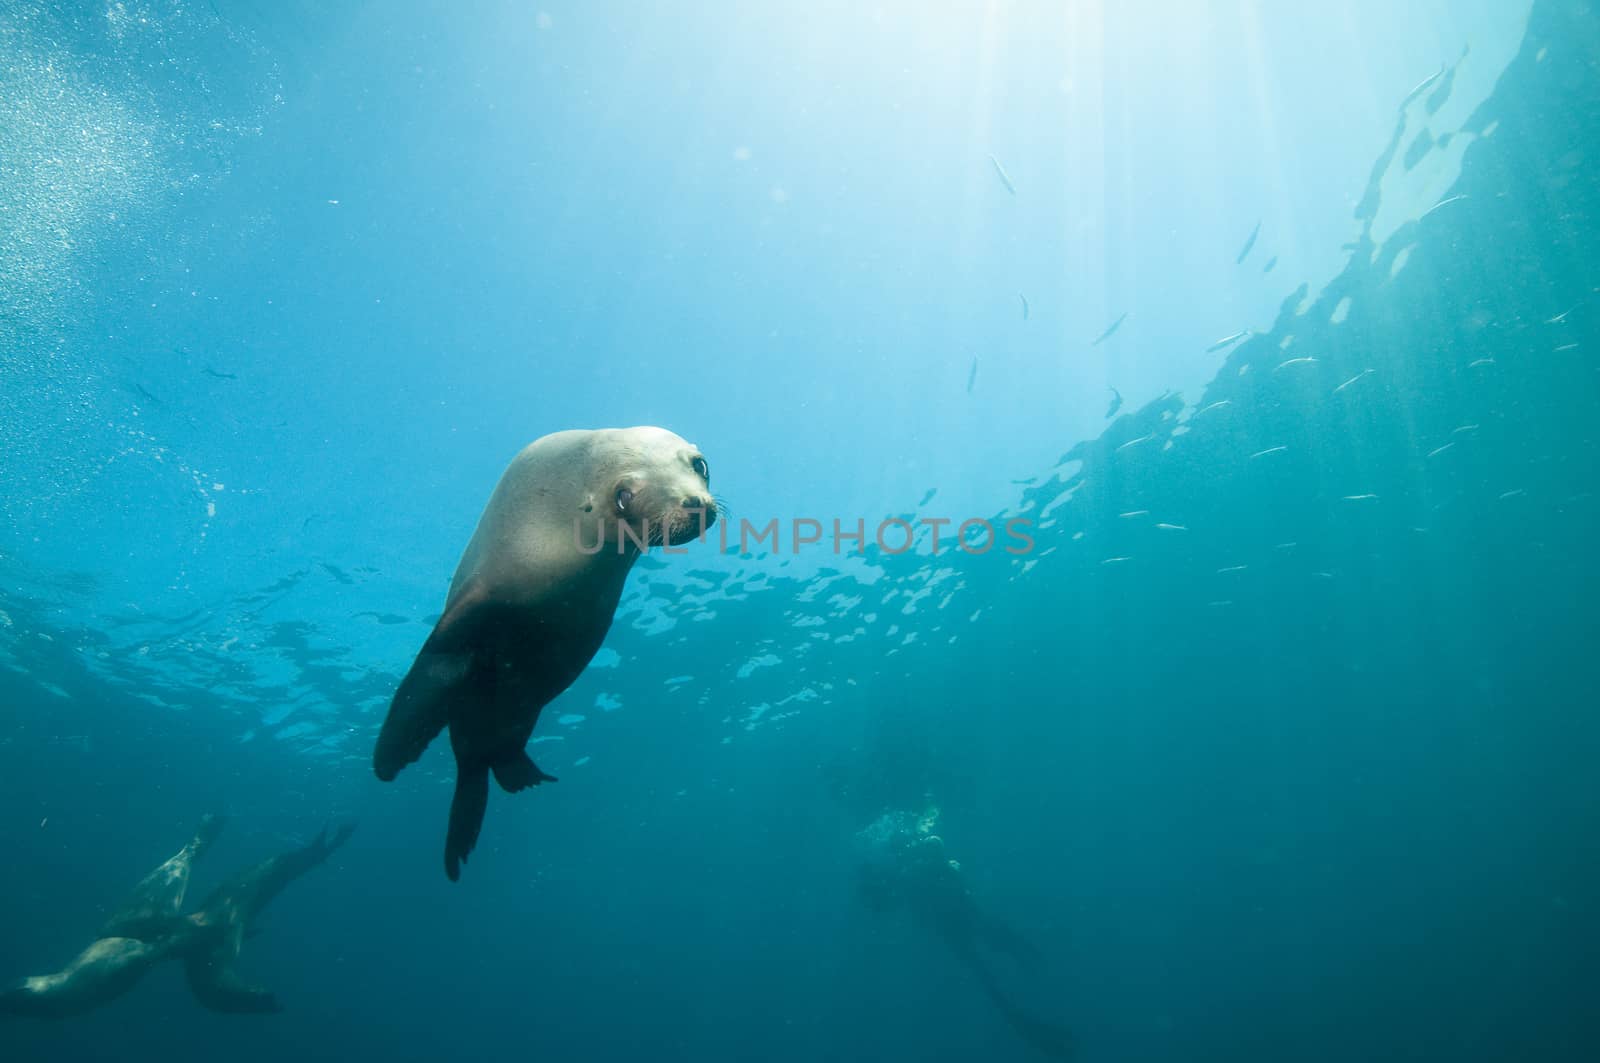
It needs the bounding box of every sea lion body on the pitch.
[0,932,205,1019]
[374,426,714,879]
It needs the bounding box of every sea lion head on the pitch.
[577,426,715,551]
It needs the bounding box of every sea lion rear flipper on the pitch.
[445,763,490,882]
[373,584,491,782]
[948,935,1075,1060]
[320,821,357,855]
[192,812,227,855]
[100,817,226,938]
[490,750,559,793]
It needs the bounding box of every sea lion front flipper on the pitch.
[490,750,558,793]
[183,953,282,1014]
[445,763,490,882]
[373,584,492,782]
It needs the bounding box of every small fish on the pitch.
[1468,357,1495,368]
[1342,493,1379,501]
[1209,600,1234,607]
[125,380,163,405]
[1010,477,1036,485]
[1401,66,1446,108]
[1156,523,1188,532]
[1420,194,1468,220]
[1261,255,1278,274]
[1019,293,1030,320]
[1116,432,1155,453]
[202,367,237,380]
[1498,489,1525,500]
[1250,446,1288,459]
[353,611,411,626]
[1275,356,1317,371]
[1100,556,1131,565]
[1275,542,1297,550]
[966,358,978,394]
[1217,565,1248,574]
[987,154,1017,195]
[1236,221,1261,264]
[1119,510,1149,519]
[1104,386,1124,419]
[1206,329,1250,353]
[1426,443,1455,459]
[1196,399,1231,416]
[918,488,938,507]
[1334,369,1374,393]
[1545,308,1574,324]
[1313,571,1336,579]
[1555,343,1579,352]
[1092,312,1128,346]
[40,817,47,828]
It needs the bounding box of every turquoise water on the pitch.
[2,1,1597,1060]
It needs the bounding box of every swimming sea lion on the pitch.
[0,819,353,1019]
[855,808,1074,1061]
[373,426,715,880]
[1,816,226,1019]
[184,823,356,1013]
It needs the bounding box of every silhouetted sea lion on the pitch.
[857,808,1075,1060]
[0,819,354,1018]
[183,823,356,1013]
[373,426,715,880]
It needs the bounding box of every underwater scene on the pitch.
[2,1,1597,1060]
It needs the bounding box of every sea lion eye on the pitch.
[615,488,633,514]
[691,457,709,484]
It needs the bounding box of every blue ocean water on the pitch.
[2,0,1597,1059]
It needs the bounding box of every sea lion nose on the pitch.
[682,496,715,525]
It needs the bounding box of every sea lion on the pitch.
[855,808,1075,1061]
[183,823,356,1013]
[1,816,227,1019]
[1,820,355,1019]
[373,426,715,880]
